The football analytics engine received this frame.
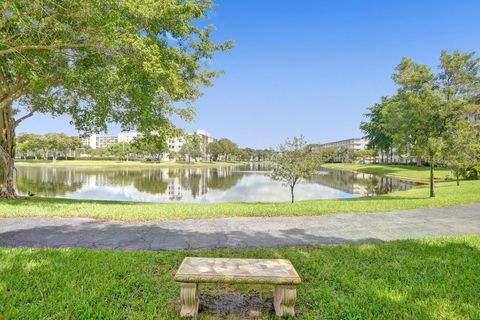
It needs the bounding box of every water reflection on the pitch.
[15,164,418,203]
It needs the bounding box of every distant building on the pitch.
[83,132,139,149]
[164,129,216,158]
[312,137,412,163]
[82,129,216,160]
[312,138,368,153]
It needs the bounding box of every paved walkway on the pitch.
[1,203,479,250]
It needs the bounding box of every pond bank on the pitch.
[15,159,244,168]
[321,163,452,183]
[1,180,479,221]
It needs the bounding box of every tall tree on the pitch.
[360,97,394,163]
[180,134,202,162]
[383,51,479,197]
[0,0,232,198]
[207,138,238,161]
[270,135,322,203]
[106,142,133,161]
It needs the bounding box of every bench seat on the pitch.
[174,257,301,317]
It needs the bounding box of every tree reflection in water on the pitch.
[14,164,417,202]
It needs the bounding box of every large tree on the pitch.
[207,138,238,161]
[0,0,232,198]
[383,51,479,197]
[360,96,394,163]
[180,134,202,162]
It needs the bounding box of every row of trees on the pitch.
[17,133,83,160]
[361,50,480,197]
[206,138,276,162]
[318,146,377,164]
[15,132,278,163]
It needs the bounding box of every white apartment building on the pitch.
[84,132,139,149]
[312,137,410,163]
[83,130,216,160]
[312,138,368,153]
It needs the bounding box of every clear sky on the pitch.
[17,0,480,149]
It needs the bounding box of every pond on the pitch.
[14,164,418,203]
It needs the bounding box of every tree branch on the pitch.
[14,107,39,127]
[0,43,89,57]
[0,144,11,161]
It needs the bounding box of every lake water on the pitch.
[15,164,418,203]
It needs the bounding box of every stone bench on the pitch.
[174,257,301,317]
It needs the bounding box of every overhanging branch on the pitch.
[0,43,89,57]
[14,107,39,126]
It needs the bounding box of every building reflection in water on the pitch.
[15,164,418,203]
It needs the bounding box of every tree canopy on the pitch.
[0,0,232,198]
[361,50,480,197]
[270,135,322,203]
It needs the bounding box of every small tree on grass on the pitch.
[443,127,479,186]
[270,135,322,203]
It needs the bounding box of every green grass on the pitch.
[15,159,242,168]
[322,163,452,183]
[1,180,479,221]
[1,235,479,319]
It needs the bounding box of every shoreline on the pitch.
[14,159,246,168]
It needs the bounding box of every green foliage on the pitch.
[1,235,480,319]
[16,132,83,159]
[207,138,239,161]
[106,142,133,161]
[353,149,378,163]
[360,97,394,158]
[362,50,480,197]
[271,135,323,203]
[133,130,181,159]
[0,0,232,197]
[179,134,203,161]
[322,163,452,182]
[333,145,354,163]
[1,0,232,133]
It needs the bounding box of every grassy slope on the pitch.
[0,180,479,221]
[1,235,479,319]
[322,163,452,182]
[15,159,241,168]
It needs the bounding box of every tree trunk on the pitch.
[416,157,422,167]
[0,102,19,199]
[429,161,435,198]
[456,172,460,186]
[290,185,295,203]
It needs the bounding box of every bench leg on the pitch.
[274,285,297,316]
[180,283,199,317]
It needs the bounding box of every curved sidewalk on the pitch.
[1,203,479,250]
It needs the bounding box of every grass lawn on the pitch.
[322,163,452,183]
[0,180,479,221]
[15,159,242,168]
[1,234,479,319]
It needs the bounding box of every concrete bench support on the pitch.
[274,285,297,316]
[180,283,199,317]
[174,257,301,318]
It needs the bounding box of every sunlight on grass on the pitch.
[1,235,478,319]
[0,180,478,221]
[322,163,452,182]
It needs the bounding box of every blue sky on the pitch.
[17,0,480,149]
